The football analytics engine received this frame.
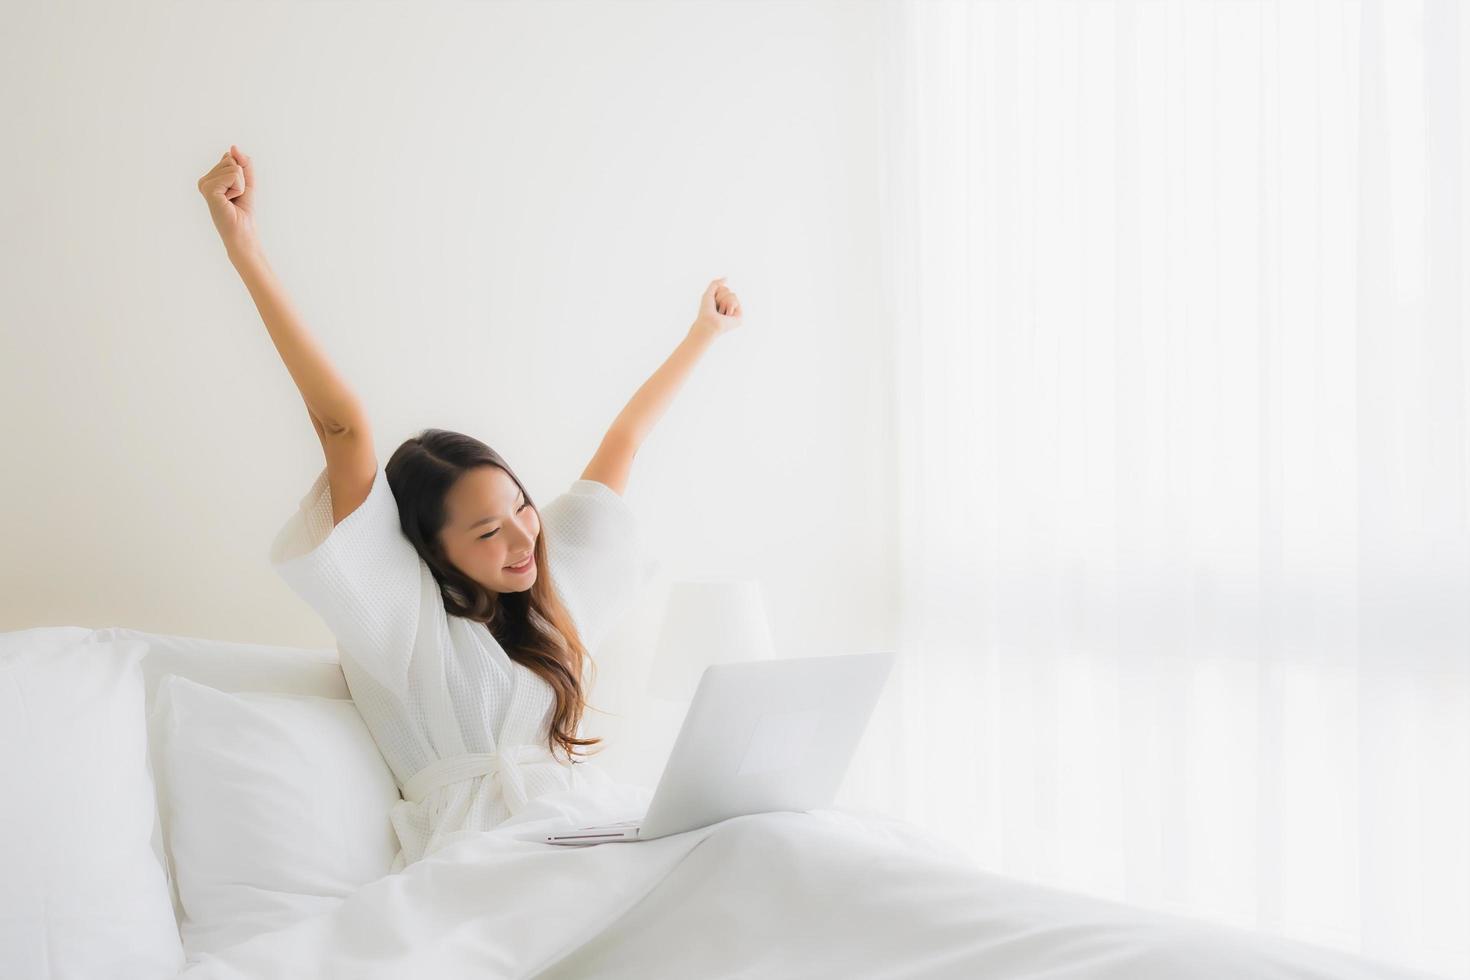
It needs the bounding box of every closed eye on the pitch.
[479,501,531,540]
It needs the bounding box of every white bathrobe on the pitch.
[269,462,653,872]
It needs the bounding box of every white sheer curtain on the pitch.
[866,1,1469,976]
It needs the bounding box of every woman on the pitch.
[198,145,743,872]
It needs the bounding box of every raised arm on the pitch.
[198,144,370,431]
[198,145,370,436]
[232,244,369,436]
[198,145,375,524]
[581,278,743,496]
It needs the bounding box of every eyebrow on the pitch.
[467,490,526,532]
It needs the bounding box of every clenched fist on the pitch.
[197,144,259,257]
[692,277,743,339]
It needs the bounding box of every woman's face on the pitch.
[438,465,541,596]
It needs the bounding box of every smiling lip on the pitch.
[505,555,535,573]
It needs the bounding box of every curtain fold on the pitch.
[865,2,1469,976]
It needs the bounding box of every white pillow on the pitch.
[0,624,94,658]
[0,630,185,980]
[76,626,351,929]
[85,625,350,709]
[151,674,401,962]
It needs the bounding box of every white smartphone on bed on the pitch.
[543,651,895,845]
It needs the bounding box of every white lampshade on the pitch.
[647,577,775,702]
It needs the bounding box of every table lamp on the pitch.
[647,576,775,702]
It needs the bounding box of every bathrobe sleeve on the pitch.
[538,479,649,653]
[268,462,427,683]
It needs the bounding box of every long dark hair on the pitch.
[384,428,602,763]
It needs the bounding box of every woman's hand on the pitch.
[197,144,259,258]
[691,277,743,339]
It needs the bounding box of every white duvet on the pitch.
[175,786,1439,980]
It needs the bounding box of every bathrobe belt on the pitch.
[402,744,568,815]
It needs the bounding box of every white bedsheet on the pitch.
[172,787,1439,980]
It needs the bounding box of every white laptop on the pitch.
[544,651,895,845]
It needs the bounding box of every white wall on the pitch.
[0,0,896,795]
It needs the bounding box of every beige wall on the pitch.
[0,0,896,790]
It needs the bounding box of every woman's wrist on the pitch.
[226,238,266,271]
[687,320,720,345]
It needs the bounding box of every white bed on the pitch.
[0,625,1446,980]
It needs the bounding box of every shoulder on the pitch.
[540,480,637,545]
